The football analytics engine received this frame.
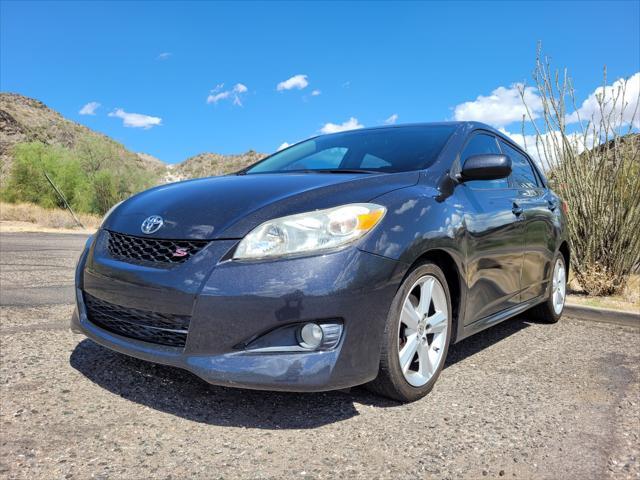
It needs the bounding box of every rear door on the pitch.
[458,132,525,324]
[499,140,556,301]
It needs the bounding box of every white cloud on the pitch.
[453,83,542,128]
[566,72,639,128]
[320,117,364,134]
[108,108,162,129]
[207,91,230,104]
[277,74,309,91]
[79,101,100,115]
[311,89,321,96]
[455,74,640,169]
[384,113,399,125]
[206,83,249,106]
[233,83,248,94]
[157,52,172,60]
[232,83,248,106]
[207,84,230,104]
[277,142,291,151]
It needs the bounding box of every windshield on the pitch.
[244,125,457,174]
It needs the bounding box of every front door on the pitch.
[457,132,525,324]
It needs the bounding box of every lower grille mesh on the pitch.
[84,293,190,348]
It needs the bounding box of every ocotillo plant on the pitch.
[519,47,639,296]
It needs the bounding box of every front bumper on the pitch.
[72,235,405,392]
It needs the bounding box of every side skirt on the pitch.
[454,295,545,342]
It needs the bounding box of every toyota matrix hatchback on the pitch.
[71,122,569,402]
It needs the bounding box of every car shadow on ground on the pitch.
[69,315,534,429]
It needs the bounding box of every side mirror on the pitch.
[460,154,511,181]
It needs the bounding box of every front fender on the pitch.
[360,185,466,268]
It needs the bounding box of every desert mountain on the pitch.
[0,93,168,181]
[0,92,265,183]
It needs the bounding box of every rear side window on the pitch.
[499,140,539,189]
[461,133,509,189]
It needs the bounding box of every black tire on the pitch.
[529,252,566,324]
[366,261,453,402]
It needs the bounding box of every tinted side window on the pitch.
[499,140,539,189]
[461,133,509,189]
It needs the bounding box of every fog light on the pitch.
[298,323,323,349]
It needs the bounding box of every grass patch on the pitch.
[0,202,101,230]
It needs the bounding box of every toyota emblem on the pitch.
[141,215,164,234]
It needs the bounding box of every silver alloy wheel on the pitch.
[552,258,566,315]
[398,274,448,387]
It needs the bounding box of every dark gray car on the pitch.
[72,122,569,402]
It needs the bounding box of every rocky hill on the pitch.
[170,151,264,181]
[0,93,166,181]
[0,92,265,183]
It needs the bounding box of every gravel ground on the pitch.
[0,232,638,480]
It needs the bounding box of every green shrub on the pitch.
[1,142,83,209]
[1,138,159,216]
[91,169,119,215]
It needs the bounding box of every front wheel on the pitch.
[367,262,452,402]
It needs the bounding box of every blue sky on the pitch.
[1,1,639,163]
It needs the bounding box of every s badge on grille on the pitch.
[141,215,164,234]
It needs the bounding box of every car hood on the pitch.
[103,171,420,240]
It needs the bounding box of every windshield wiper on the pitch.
[240,168,383,175]
[313,169,381,174]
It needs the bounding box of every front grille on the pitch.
[106,230,209,266]
[84,293,190,348]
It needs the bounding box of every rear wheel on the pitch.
[367,262,452,402]
[529,253,567,323]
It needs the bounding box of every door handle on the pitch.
[512,202,524,217]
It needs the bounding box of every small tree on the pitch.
[520,47,640,295]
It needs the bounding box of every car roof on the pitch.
[284,121,529,163]
[318,121,503,137]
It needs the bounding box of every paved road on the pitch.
[0,232,638,479]
[0,232,84,306]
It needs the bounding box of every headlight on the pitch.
[100,200,123,227]
[234,203,386,260]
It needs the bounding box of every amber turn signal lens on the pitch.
[357,209,385,230]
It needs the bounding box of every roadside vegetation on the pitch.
[0,139,158,216]
[520,47,640,297]
[0,93,264,220]
[0,201,101,230]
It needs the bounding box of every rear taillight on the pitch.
[561,201,569,214]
